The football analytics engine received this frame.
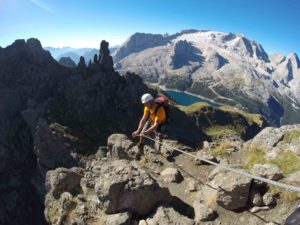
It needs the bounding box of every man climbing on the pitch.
[132,93,167,148]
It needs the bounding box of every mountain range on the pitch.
[45,46,118,64]
[112,30,300,126]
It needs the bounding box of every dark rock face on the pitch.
[0,38,148,225]
[0,38,65,225]
[267,95,284,126]
[34,119,81,177]
[172,40,204,69]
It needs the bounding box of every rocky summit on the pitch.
[0,37,299,225]
[113,30,300,126]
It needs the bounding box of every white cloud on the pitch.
[29,0,54,14]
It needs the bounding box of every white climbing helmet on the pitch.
[141,93,154,104]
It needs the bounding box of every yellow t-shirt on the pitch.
[143,103,166,123]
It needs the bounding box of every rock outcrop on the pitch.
[99,40,113,70]
[107,133,140,159]
[44,153,172,224]
[250,164,284,181]
[161,167,183,183]
[199,167,253,210]
[247,124,300,156]
[58,56,76,67]
[0,38,66,225]
[34,119,82,176]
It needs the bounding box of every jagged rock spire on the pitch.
[93,54,98,63]
[99,40,113,70]
[77,56,86,71]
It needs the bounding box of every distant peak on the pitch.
[180,29,201,34]
[131,32,162,37]
[236,33,246,38]
[288,52,299,59]
[287,52,300,68]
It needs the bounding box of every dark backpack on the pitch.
[154,96,170,124]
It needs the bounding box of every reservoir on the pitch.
[165,90,221,107]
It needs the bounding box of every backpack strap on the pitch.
[154,102,162,115]
[154,102,167,125]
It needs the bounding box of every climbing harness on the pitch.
[141,134,300,193]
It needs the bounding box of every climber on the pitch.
[285,202,300,225]
[132,93,167,148]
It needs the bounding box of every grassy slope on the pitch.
[177,102,266,140]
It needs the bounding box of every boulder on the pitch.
[140,205,195,225]
[262,192,275,206]
[94,160,172,215]
[103,212,132,225]
[250,164,284,181]
[248,125,300,155]
[247,127,285,149]
[205,167,252,210]
[193,201,217,222]
[186,178,200,192]
[45,167,83,199]
[107,133,140,159]
[161,168,183,183]
[195,150,217,165]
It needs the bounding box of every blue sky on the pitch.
[0,0,299,55]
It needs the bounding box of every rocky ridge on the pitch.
[44,128,300,225]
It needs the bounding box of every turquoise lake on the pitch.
[165,90,221,107]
